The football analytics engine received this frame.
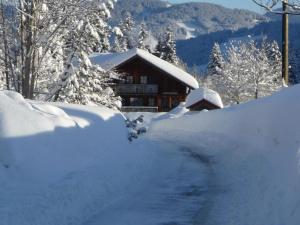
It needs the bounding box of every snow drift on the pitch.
[0,91,162,225]
[148,85,300,225]
[1,85,300,225]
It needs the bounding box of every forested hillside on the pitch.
[110,0,266,40]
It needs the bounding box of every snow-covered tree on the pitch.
[154,36,164,58]
[137,23,151,52]
[211,39,282,105]
[155,28,179,65]
[163,28,179,65]
[112,26,124,52]
[263,39,281,75]
[97,22,111,53]
[207,42,224,76]
[289,49,300,84]
[252,0,300,13]
[251,40,282,99]
[57,51,121,109]
[211,42,253,104]
[0,0,120,108]
[49,0,122,108]
[119,14,135,51]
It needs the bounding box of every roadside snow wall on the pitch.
[149,85,300,225]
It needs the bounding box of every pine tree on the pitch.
[156,28,179,65]
[155,36,164,58]
[119,14,135,51]
[98,23,111,53]
[112,27,124,52]
[289,48,300,85]
[137,23,151,52]
[163,28,179,65]
[207,42,224,76]
[57,51,121,109]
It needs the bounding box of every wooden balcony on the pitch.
[121,106,158,112]
[116,84,158,95]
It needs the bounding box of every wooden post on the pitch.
[282,0,289,84]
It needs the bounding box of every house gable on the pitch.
[90,48,199,90]
[187,99,221,111]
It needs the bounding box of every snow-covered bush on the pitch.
[126,115,148,142]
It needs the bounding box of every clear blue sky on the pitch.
[168,0,264,13]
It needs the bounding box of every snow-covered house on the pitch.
[186,87,223,111]
[90,48,199,112]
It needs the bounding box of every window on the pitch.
[130,97,143,106]
[140,76,148,84]
[126,76,133,84]
[148,98,155,107]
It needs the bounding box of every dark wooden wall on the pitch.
[188,99,221,111]
[116,56,189,112]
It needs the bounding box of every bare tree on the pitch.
[252,0,300,13]
[252,0,300,84]
[210,39,282,105]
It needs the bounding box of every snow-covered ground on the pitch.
[0,91,207,225]
[148,85,300,225]
[1,85,300,225]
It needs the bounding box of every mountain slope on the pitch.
[176,19,300,68]
[111,0,266,40]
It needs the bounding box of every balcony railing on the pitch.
[121,106,158,112]
[116,84,158,94]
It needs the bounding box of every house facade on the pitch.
[90,48,199,112]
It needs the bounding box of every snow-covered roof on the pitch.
[90,48,199,89]
[186,87,224,108]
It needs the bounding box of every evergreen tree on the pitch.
[207,42,224,76]
[155,28,179,65]
[138,23,151,52]
[98,24,111,53]
[112,27,124,52]
[119,14,135,51]
[163,28,179,65]
[57,52,121,109]
[289,48,300,85]
[155,35,164,58]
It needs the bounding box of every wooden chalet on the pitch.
[185,87,224,111]
[90,48,199,112]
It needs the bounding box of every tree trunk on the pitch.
[22,0,36,99]
[0,1,10,90]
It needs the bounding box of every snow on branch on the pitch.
[252,0,300,14]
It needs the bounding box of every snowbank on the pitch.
[148,85,300,225]
[0,91,164,225]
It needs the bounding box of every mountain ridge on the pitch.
[111,0,267,40]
